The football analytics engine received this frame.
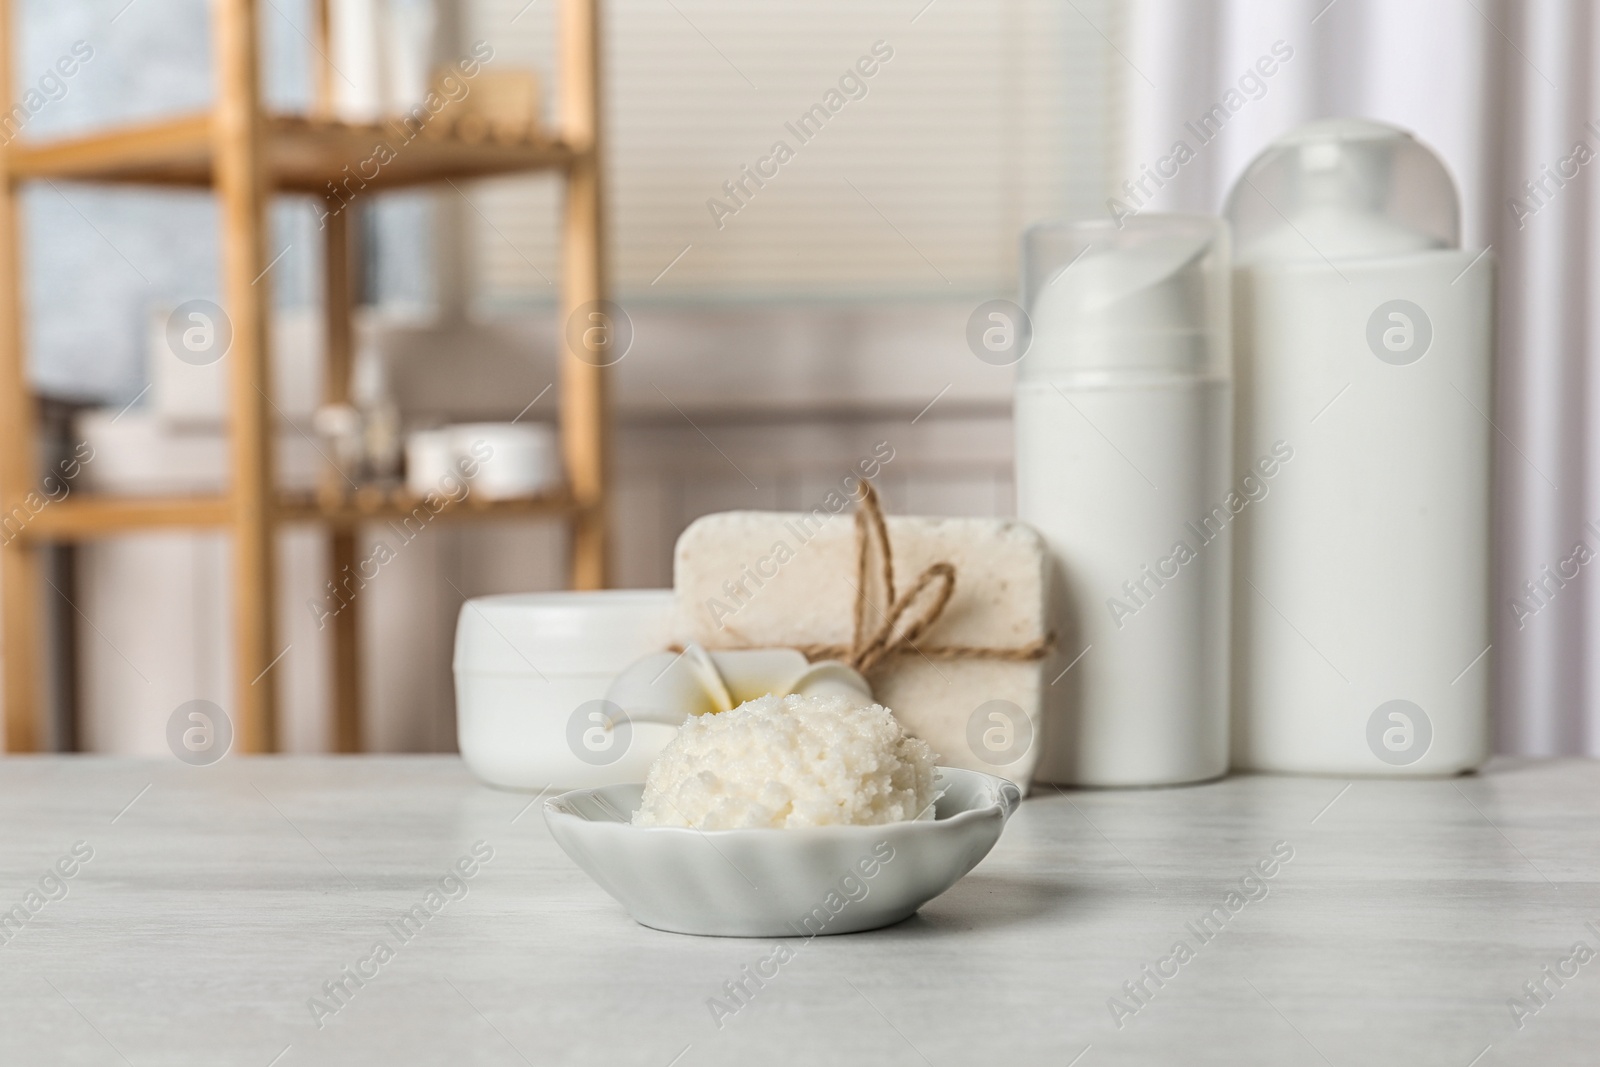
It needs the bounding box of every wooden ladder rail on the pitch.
[0,0,40,752]
[561,0,610,591]
[215,0,278,754]
[310,0,362,753]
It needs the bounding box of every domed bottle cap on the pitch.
[1226,118,1460,263]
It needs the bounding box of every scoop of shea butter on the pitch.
[632,693,938,830]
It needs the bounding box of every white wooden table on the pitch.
[0,757,1595,1066]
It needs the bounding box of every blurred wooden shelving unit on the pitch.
[0,0,612,754]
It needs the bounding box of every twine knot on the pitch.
[793,480,1050,671]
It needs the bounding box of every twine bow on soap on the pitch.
[794,481,1051,673]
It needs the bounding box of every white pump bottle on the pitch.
[1225,119,1493,775]
[1018,216,1233,786]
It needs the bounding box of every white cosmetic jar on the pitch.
[404,428,459,497]
[453,590,680,791]
[452,422,559,500]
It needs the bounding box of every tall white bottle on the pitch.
[1017,216,1233,786]
[1226,119,1492,775]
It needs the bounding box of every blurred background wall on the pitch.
[9,0,1597,757]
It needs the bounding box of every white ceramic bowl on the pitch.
[543,767,1021,937]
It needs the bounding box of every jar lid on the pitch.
[453,589,680,676]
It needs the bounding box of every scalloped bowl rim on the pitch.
[543,765,1021,835]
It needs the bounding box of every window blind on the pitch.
[465,0,1113,304]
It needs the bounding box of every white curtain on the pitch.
[1121,0,1600,755]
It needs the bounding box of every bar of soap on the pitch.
[675,509,1050,791]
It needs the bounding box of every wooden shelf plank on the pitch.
[5,112,576,193]
[276,488,582,527]
[20,495,233,539]
[13,489,580,540]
